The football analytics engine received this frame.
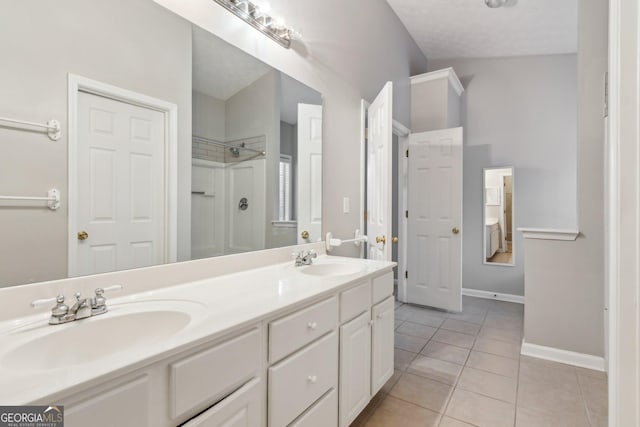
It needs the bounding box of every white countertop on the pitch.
[0,255,394,404]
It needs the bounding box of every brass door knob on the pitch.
[392,236,399,244]
[77,231,89,241]
[301,230,310,239]
[376,235,387,244]
[452,227,460,235]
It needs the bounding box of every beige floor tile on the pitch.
[395,318,404,331]
[446,388,515,427]
[519,356,579,392]
[407,355,463,385]
[457,366,517,403]
[394,348,418,371]
[396,321,438,340]
[380,370,403,394]
[395,301,403,309]
[433,329,476,349]
[473,337,520,359]
[421,341,471,365]
[466,351,519,378]
[395,332,428,353]
[439,416,478,427]
[447,311,486,325]
[395,305,413,321]
[441,319,481,336]
[351,392,386,426]
[407,310,446,328]
[461,304,490,315]
[515,404,588,427]
[478,326,522,343]
[517,373,589,425]
[576,370,608,427]
[364,395,441,427]
[575,366,607,381]
[389,372,453,413]
[490,300,524,315]
[482,316,523,331]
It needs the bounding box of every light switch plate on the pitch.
[343,197,350,214]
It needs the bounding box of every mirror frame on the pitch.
[482,166,515,267]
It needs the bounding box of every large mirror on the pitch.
[483,167,514,265]
[0,2,322,288]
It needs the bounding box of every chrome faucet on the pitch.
[294,249,317,266]
[31,285,123,325]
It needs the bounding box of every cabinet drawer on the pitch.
[269,296,338,363]
[289,388,338,427]
[340,281,371,323]
[180,378,261,427]
[372,271,394,304]
[268,331,338,427]
[170,328,260,420]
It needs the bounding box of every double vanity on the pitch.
[0,244,395,427]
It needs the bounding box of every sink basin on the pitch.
[301,262,365,277]
[3,301,204,371]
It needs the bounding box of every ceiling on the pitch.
[193,25,271,100]
[385,0,578,59]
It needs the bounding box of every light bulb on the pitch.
[485,0,506,8]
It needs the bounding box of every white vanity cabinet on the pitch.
[62,327,263,427]
[267,297,339,427]
[339,271,395,427]
[43,263,395,427]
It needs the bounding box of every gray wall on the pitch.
[522,0,607,357]
[428,55,578,296]
[155,0,429,258]
[193,91,226,142]
[0,0,192,287]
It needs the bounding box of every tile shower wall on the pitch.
[192,135,266,164]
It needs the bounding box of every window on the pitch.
[278,155,292,221]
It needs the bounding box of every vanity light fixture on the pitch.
[485,0,506,8]
[213,0,293,48]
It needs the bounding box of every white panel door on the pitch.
[191,159,225,259]
[75,91,166,276]
[297,103,323,244]
[339,311,371,427]
[226,159,266,253]
[407,128,463,312]
[367,82,393,261]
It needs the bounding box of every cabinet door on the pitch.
[339,311,371,427]
[181,378,262,427]
[371,296,395,395]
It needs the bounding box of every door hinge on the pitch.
[365,127,368,140]
[405,210,408,218]
[406,149,409,158]
[405,271,408,279]
[364,210,368,222]
[603,71,609,118]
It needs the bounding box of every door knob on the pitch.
[77,231,89,241]
[301,230,310,239]
[376,235,386,244]
[392,236,399,244]
[452,227,460,235]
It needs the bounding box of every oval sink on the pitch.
[3,302,202,371]
[301,262,365,277]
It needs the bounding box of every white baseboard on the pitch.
[462,288,525,304]
[521,339,606,372]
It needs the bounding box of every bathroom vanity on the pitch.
[0,245,395,427]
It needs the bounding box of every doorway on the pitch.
[68,75,178,277]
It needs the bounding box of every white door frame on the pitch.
[607,0,640,425]
[67,74,178,276]
[359,100,410,298]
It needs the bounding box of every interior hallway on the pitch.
[350,296,607,427]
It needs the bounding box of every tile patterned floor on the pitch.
[350,296,608,427]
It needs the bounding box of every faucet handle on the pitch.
[308,249,318,258]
